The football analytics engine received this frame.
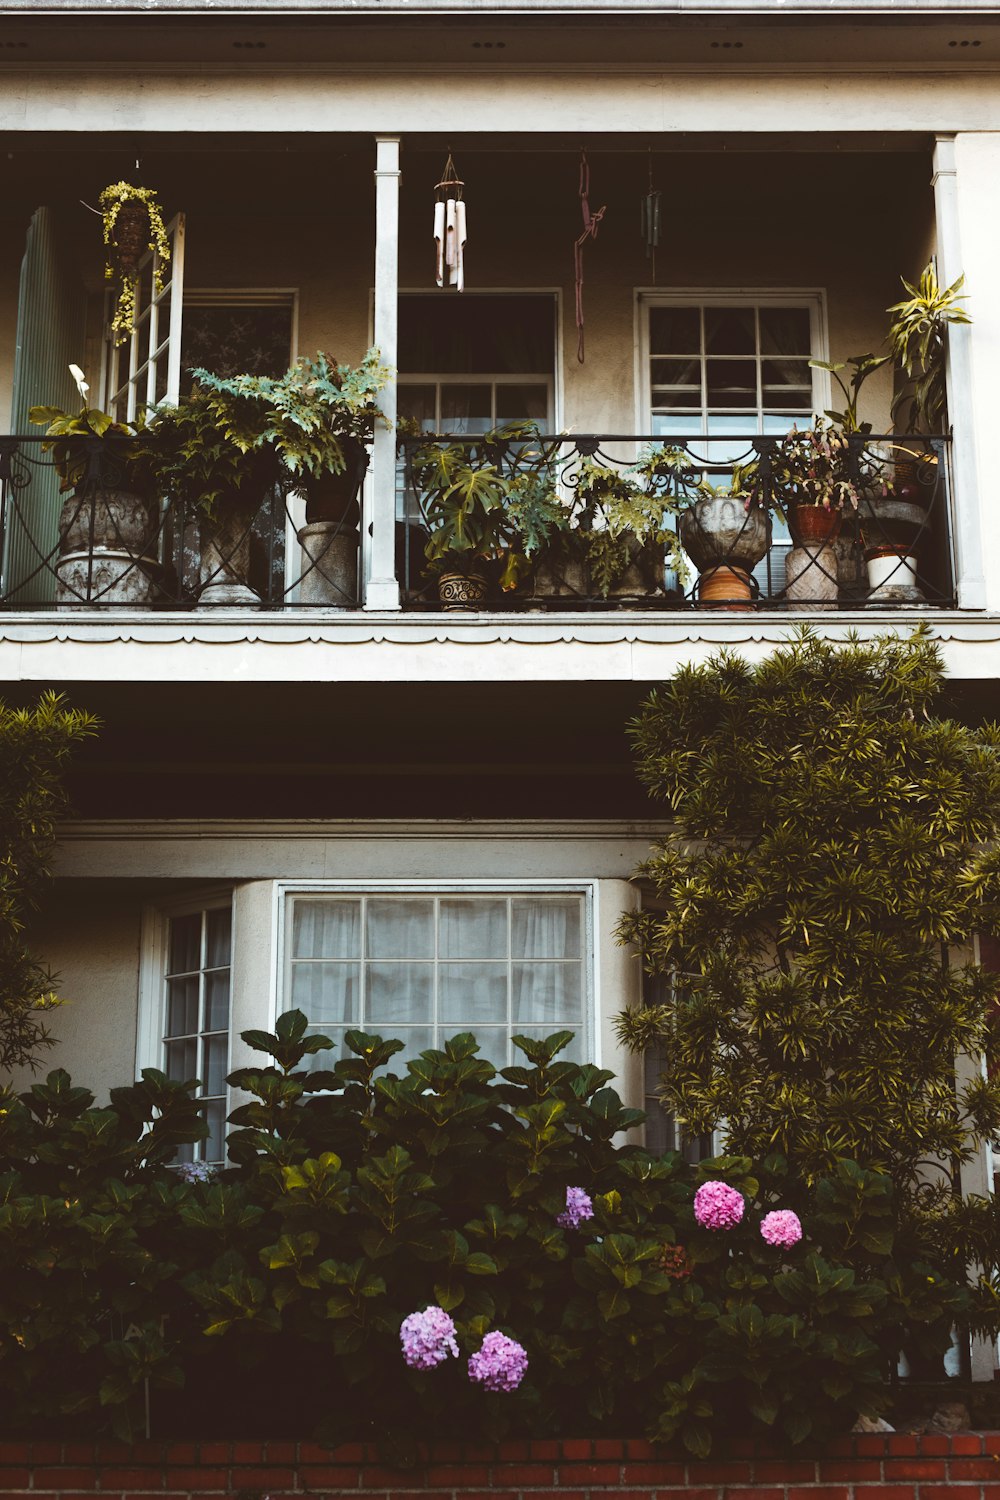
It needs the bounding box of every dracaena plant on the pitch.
[887,261,970,433]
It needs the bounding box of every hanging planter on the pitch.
[98,182,171,345]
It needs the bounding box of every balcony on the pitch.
[0,430,955,614]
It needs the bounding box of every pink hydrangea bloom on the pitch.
[760,1209,803,1248]
[556,1186,594,1229]
[467,1331,529,1392]
[693,1180,745,1231]
[399,1306,459,1370]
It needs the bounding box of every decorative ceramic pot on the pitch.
[55,486,159,605]
[679,495,770,573]
[438,571,488,610]
[864,545,925,604]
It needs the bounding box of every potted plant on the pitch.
[410,435,526,608]
[573,447,688,604]
[191,350,390,607]
[887,261,970,435]
[30,380,160,606]
[761,420,863,609]
[98,182,171,345]
[678,458,767,610]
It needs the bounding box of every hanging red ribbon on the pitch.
[574,150,606,364]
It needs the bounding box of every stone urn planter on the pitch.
[679,494,770,612]
[198,500,259,605]
[296,523,359,606]
[55,486,159,606]
[784,503,841,610]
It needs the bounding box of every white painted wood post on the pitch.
[932,135,986,611]
[365,135,402,611]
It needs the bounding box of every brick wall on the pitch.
[2,1434,999,1500]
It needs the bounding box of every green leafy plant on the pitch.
[28,403,139,495]
[98,183,171,345]
[887,262,970,433]
[411,430,535,590]
[764,418,862,515]
[140,388,279,519]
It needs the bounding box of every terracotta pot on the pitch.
[110,199,149,274]
[697,565,754,611]
[788,504,842,547]
[438,571,488,610]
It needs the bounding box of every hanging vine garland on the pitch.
[98,181,171,345]
[433,152,467,292]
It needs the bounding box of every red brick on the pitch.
[496,1441,531,1461]
[558,1462,626,1485]
[919,1487,985,1500]
[424,1465,490,1487]
[230,1444,269,1464]
[619,1463,687,1485]
[918,1437,952,1457]
[689,1463,753,1484]
[856,1437,894,1458]
[822,1461,884,1480]
[262,1443,298,1465]
[855,1487,915,1500]
[724,1487,783,1500]
[627,1440,657,1461]
[889,1462,949,1481]
[887,1438,922,1457]
[128,1445,167,1465]
[949,1460,1000,1480]
[162,1447,197,1466]
[788,1487,849,1500]
[297,1444,334,1466]
[460,1445,496,1463]
[756,1461,817,1481]
[0,1452,29,1466]
[652,1488,720,1500]
[228,1468,297,1489]
[372,1493,451,1500]
[979,1487,1000,1500]
[28,1446,64,1466]
[99,1471,164,1490]
[33,1471,99,1491]
[160,1470,230,1491]
[0,1494,30,1500]
[529,1441,561,1461]
[300,1468,361,1490]
[0,1471,29,1490]
[959,1437,990,1456]
[494,1464,558,1486]
[196,1445,231,1466]
[561,1440,592,1460]
[96,1447,133,1465]
[594,1439,628,1460]
[352,1467,414,1488]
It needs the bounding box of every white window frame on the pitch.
[634,287,831,436]
[272,879,596,1066]
[137,889,236,1159]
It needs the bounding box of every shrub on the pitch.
[0,1015,975,1453]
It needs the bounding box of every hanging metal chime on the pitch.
[640,151,662,283]
[433,152,466,292]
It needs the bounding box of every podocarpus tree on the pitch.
[616,628,1000,1226]
[0,692,97,1071]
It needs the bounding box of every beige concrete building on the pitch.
[1,3,999,1294]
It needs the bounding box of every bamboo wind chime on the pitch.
[574,150,606,363]
[433,153,467,292]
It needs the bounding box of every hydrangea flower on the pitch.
[658,1242,694,1280]
[556,1186,594,1229]
[760,1209,803,1248]
[468,1331,529,1392]
[399,1306,459,1370]
[175,1160,216,1183]
[693,1180,745,1231]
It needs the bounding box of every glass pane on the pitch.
[290,962,359,1025]
[389,1026,435,1068]
[180,303,294,387]
[165,1036,198,1084]
[293,899,361,960]
[439,962,508,1025]
[516,1026,583,1063]
[648,306,700,355]
[441,386,492,435]
[203,1033,229,1097]
[203,1098,226,1164]
[367,899,434,959]
[651,356,701,388]
[206,907,232,968]
[652,389,702,410]
[447,1025,507,1063]
[761,359,811,392]
[439,899,507,959]
[367,962,433,1025]
[513,962,583,1025]
[511,898,582,958]
[166,975,200,1038]
[495,384,549,427]
[652,414,701,439]
[204,969,231,1031]
[706,359,757,407]
[168,914,201,976]
[301,1026,343,1072]
[398,294,555,376]
[759,307,811,356]
[398,384,438,430]
[705,307,756,355]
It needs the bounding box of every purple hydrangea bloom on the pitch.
[399,1306,459,1370]
[468,1331,529,1393]
[693,1180,745,1231]
[556,1185,594,1230]
[760,1209,803,1248]
[175,1161,216,1183]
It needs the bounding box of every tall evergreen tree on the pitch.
[617,628,1000,1217]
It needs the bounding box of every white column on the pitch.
[934,135,989,610]
[365,135,401,611]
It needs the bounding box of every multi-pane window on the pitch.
[285,891,587,1067]
[163,906,232,1164]
[647,299,819,443]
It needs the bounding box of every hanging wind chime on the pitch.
[574,150,606,364]
[640,150,662,283]
[433,152,467,292]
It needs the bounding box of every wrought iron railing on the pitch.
[0,431,955,611]
[0,437,360,609]
[399,431,956,611]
